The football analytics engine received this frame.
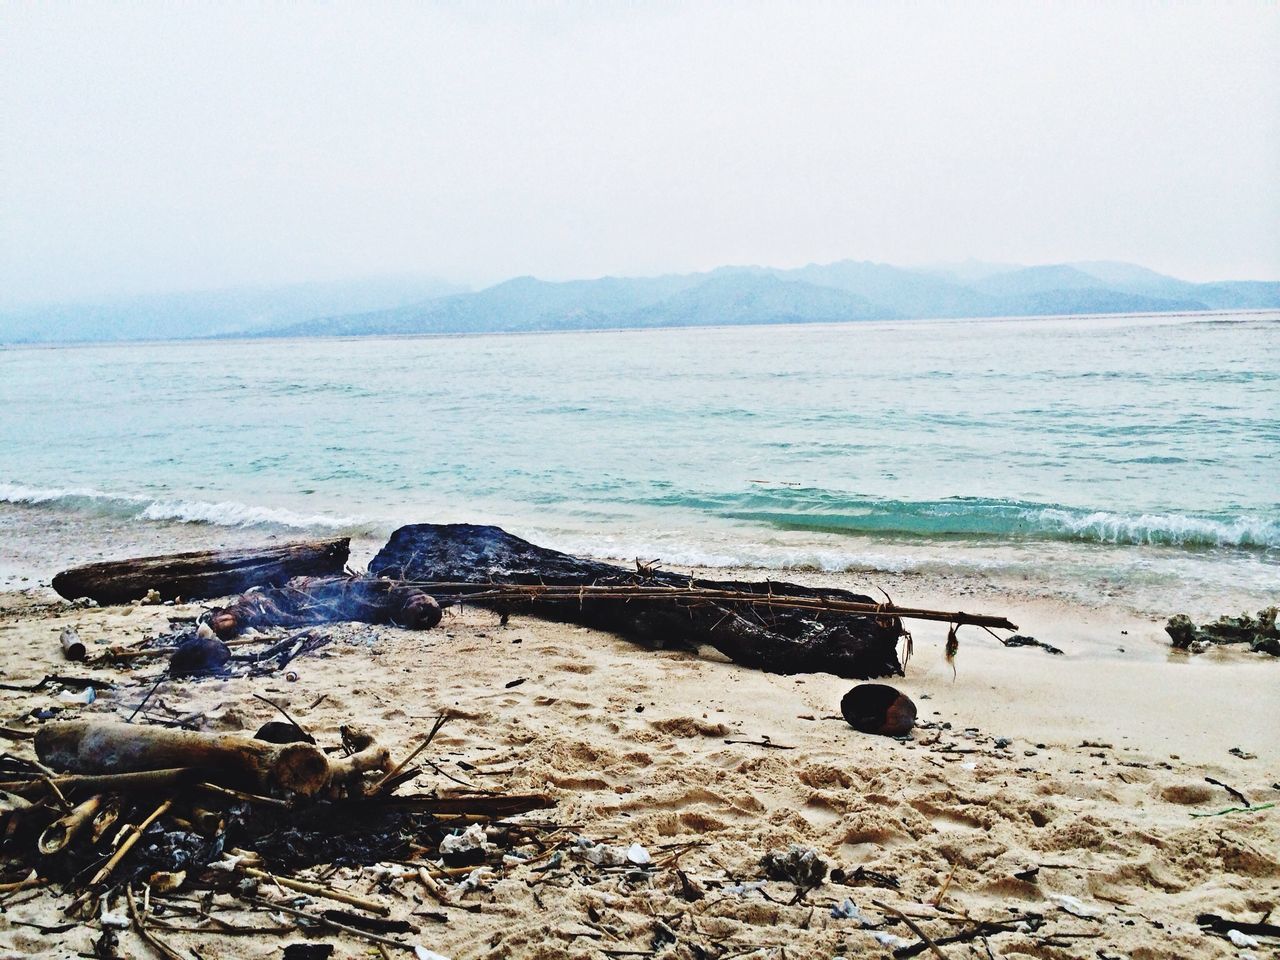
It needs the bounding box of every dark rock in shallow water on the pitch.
[840,683,917,736]
[370,523,904,679]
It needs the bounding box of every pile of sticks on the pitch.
[0,717,552,956]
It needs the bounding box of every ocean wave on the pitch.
[643,488,1278,550]
[1034,508,1278,549]
[0,483,377,534]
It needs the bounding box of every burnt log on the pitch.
[51,539,351,605]
[203,575,441,639]
[369,523,904,678]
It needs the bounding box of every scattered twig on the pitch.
[371,714,449,796]
[873,900,946,960]
[722,739,795,750]
[1205,777,1250,807]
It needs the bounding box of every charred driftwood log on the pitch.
[202,575,442,639]
[369,523,905,678]
[35,721,339,797]
[51,538,351,605]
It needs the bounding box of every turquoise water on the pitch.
[2,312,1277,607]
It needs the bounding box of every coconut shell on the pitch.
[840,683,917,737]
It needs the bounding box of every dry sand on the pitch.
[0,558,1276,959]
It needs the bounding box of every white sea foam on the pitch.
[139,498,370,530]
[1,482,375,533]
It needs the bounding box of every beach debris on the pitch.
[1188,801,1276,818]
[283,946,334,960]
[51,537,351,605]
[627,842,652,866]
[1166,607,1280,656]
[439,823,489,866]
[1198,914,1280,940]
[168,626,231,677]
[1204,776,1251,807]
[60,626,87,661]
[871,930,912,949]
[840,683,917,736]
[1047,892,1102,918]
[574,838,649,867]
[369,523,1015,678]
[760,844,828,894]
[0,715,554,955]
[57,685,96,704]
[1001,634,1064,655]
[829,897,873,925]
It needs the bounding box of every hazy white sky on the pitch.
[2,1,1277,304]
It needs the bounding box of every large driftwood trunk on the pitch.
[369,523,904,679]
[51,538,351,605]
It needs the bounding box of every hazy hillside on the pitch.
[770,260,1000,318]
[0,275,465,343]
[625,272,884,327]
[3,260,1276,344]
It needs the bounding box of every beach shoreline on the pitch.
[1,516,1276,958]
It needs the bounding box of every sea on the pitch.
[2,311,1277,614]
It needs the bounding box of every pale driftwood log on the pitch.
[35,721,332,797]
[328,726,392,785]
[50,538,351,605]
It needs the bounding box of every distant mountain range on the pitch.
[2,261,1277,344]
[0,275,465,344]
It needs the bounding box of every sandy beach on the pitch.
[1,518,1275,959]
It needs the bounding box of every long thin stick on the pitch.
[126,883,186,960]
[242,895,412,951]
[874,900,947,960]
[394,581,1017,630]
[240,866,389,915]
[0,768,196,798]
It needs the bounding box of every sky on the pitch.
[2,1,1278,305]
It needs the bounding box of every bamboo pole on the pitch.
[90,798,172,887]
[392,581,1018,631]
